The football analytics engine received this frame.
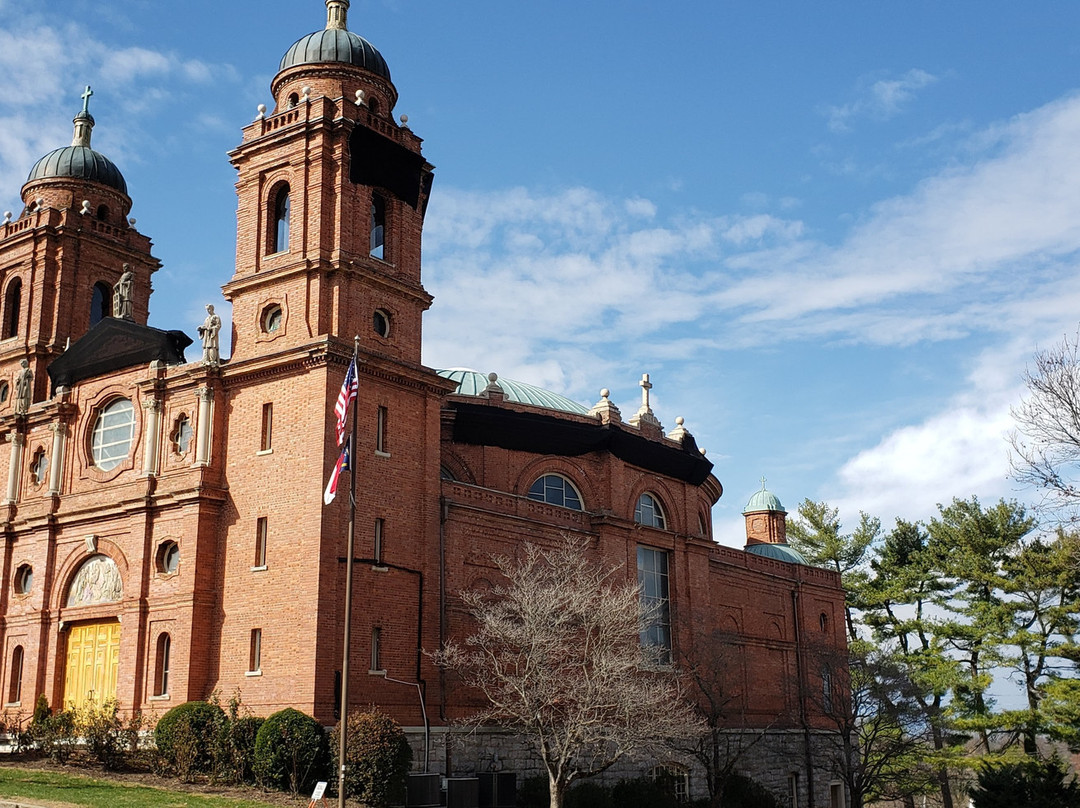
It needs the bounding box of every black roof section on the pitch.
[449,401,714,486]
[47,318,193,393]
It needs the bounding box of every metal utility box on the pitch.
[478,772,517,808]
[447,776,480,808]
[405,773,442,807]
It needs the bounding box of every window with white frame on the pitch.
[527,474,583,510]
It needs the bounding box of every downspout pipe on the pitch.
[792,583,815,808]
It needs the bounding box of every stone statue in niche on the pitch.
[13,359,32,415]
[197,304,221,366]
[66,554,123,607]
[113,264,134,320]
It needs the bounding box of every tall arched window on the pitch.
[4,278,21,339]
[8,646,23,704]
[91,281,112,326]
[271,185,290,253]
[154,633,170,696]
[370,194,386,259]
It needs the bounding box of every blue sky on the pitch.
[2,1,1079,545]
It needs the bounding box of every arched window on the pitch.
[154,633,170,696]
[370,194,386,259]
[173,414,193,456]
[4,278,21,339]
[271,185,290,253]
[91,282,112,326]
[635,493,666,529]
[96,204,109,221]
[91,398,136,471]
[650,764,689,803]
[368,97,380,115]
[30,449,47,486]
[527,474,583,510]
[7,646,23,704]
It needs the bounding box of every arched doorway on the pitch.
[62,555,123,710]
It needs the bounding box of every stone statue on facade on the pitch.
[113,264,134,320]
[198,304,221,366]
[13,359,32,415]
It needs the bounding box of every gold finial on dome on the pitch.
[326,0,349,30]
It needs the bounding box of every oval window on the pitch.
[91,398,135,471]
[14,564,32,595]
[156,541,180,575]
[262,304,283,334]
[373,309,390,338]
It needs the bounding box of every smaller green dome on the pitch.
[743,482,785,514]
[745,543,807,565]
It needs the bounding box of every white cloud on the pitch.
[826,68,939,133]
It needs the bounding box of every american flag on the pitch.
[334,358,358,446]
[323,437,352,505]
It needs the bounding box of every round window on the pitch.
[14,564,31,595]
[91,398,135,471]
[373,309,390,338]
[262,304,283,334]
[156,541,180,575]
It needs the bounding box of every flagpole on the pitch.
[338,335,360,808]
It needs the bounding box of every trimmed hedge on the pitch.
[253,708,330,794]
[331,709,412,806]
[154,700,225,778]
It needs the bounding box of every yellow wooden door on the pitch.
[63,622,120,710]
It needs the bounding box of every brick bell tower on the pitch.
[0,88,159,405]
[223,0,434,364]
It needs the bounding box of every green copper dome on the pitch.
[279,2,390,80]
[279,28,391,80]
[26,95,127,195]
[743,483,786,514]
[745,543,807,565]
[437,369,590,416]
[27,142,127,195]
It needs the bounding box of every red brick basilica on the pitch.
[0,2,846,802]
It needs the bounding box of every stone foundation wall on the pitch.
[402,726,845,807]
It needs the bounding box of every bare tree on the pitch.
[1011,331,1080,522]
[673,629,773,808]
[434,537,702,808]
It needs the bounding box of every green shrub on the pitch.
[970,755,1080,808]
[154,700,225,780]
[214,712,264,784]
[28,708,76,763]
[254,708,330,794]
[722,773,783,808]
[567,780,615,808]
[32,694,50,725]
[518,774,549,808]
[330,709,412,806]
[78,698,132,770]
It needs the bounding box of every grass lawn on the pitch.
[0,766,288,808]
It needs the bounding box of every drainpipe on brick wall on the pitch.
[791,584,816,808]
[347,556,429,769]
[439,497,450,776]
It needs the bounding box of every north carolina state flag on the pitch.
[323,437,352,505]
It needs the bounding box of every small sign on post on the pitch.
[309,781,328,808]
